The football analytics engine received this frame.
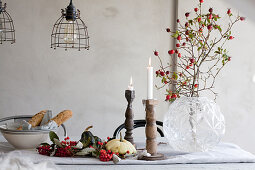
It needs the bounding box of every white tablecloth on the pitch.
[0,138,255,165]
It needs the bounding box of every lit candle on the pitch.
[128,76,134,91]
[147,57,153,99]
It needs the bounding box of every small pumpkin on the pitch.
[106,133,136,155]
[80,126,102,148]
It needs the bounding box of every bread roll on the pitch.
[28,110,47,127]
[51,110,72,126]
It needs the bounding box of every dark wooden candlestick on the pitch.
[124,90,135,145]
[142,99,165,161]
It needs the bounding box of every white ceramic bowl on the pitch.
[0,125,49,149]
[0,115,66,149]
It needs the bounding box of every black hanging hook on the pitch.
[65,0,76,21]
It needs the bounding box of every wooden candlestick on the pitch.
[142,99,165,161]
[124,90,135,145]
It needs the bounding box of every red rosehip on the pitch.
[190,58,195,63]
[175,49,179,54]
[207,24,213,30]
[168,50,175,55]
[182,42,186,46]
[240,17,245,21]
[229,36,234,40]
[197,17,201,22]
[166,95,171,100]
[127,150,130,154]
[208,14,213,19]
[194,8,199,12]
[177,35,181,41]
[177,19,180,23]
[176,43,180,47]
[200,0,204,3]
[228,57,231,61]
[166,28,171,32]
[199,28,203,32]
[185,22,189,27]
[185,12,190,17]
[227,9,231,15]
[186,66,190,69]
[185,30,189,35]
[107,137,110,140]
[160,71,165,76]
[209,8,213,13]
[164,81,168,84]
[178,53,181,58]
[171,94,177,98]
[194,84,198,88]
[156,70,160,75]
[166,71,170,75]
[154,51,159,56]
[186,37,189,41]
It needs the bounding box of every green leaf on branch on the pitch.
[49,131,59,144]
[172,31,179,38]
[172,72,178,80]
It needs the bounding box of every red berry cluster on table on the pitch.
[37,126,136,162]
[154,0,245,101]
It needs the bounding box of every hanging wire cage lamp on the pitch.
[51,0,89,51]
[0,0,15,44]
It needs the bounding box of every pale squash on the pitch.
[106,133,136,155]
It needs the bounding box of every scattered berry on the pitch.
[190,58,195,63]
[186,66,190,69]
[229,36,234,40]
[166,28,171,32]
[166,95,171,100]
[160,71,165,76]
[240,17,245,21]
[176,43,180,47]
[177,35,182,41]
[207,24,213,30]
[227,9,231,15]
[194,84,198,88]
[194,8,198,12]
[200,0,204,3]
[154,51,159,56]
[166,71,170,75]
[185,12,190,17]
[228,57,231,61]
[177,19,180,23]
[208,14,213,19]
[168,50,175,55]
[209,8,213,13]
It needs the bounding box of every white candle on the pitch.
[128,76,134,91]
[147,57,153,99]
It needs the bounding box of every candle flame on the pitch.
[130,76,133,86]
[149,57,151,67]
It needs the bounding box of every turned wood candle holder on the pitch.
[142,99,165,161]
[124,90,135,145]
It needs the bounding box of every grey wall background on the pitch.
[1,0,255,154]
[0,0,173,139]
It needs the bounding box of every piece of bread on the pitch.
[28,110,47,127]
[51,110,72,126]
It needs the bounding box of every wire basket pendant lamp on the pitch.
[0,0,15,44]
[51,0,89,51]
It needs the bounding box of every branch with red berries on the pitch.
[154,0,245,101]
